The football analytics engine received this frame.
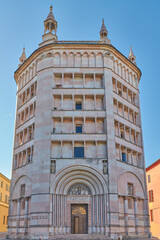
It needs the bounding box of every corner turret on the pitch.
[99,19,110,44]
[40,5,58,46]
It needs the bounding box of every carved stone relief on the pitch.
[68,183,91,195]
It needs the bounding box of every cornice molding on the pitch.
[14,42,141,84]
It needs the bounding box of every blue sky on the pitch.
[0,0,159,179]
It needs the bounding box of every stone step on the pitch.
[50,234,110,240]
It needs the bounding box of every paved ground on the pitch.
[0,233,6,240]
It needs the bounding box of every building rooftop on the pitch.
[146,159,160,172]
[0,173,11,182]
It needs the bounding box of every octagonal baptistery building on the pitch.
[8,6,150,240]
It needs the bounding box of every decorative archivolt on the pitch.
[50,165,108,195]
[11,175,32,200]
[118,171,145,199]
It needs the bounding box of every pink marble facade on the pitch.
[8,44,150,240]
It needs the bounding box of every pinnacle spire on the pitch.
[18,48,26,67]
[100,19,108,42]
[46,5,55,21]
[128,46,136,65]
[100,19,107,33]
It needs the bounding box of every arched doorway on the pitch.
[68,183,91,234]
[50,165,109,235]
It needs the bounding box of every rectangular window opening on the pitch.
[76,124,82,133]
[74,147,84,158]
[76,102,82,110]
[149,190,154,202]
[3,216,5,225]
[148,175,151,183]
[20,184,25,197]
[122,152,126,162]
[150,209,153,222]
[128,183,134,195]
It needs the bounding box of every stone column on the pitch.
[83,94,85,110]
[29,86,31,99]
[104,194,108,234]
[92,195,95,233]
[122,104,124,117]
[55,194,57,229]
[24,198,29,233]
[124,196,128,235]
[134,197,138,234]
[72,73,74,88]
[124,125,126,139]
[121,83,123,97]
[61,117,63,133]
[116,100,118,113]
[72,141,74,158]
[84,141,86,158]
[61,141,63,158]
[100,194,103,234]
[95,117,97,133]
[93,73,96,88]
[131,150,133,165]
[95,141,97,157]
[119,144,122,161]
[28,106,30,119]
[72,117,74,133]
[135,131,137,144]
[30,146,33,162]
[22,130,24,144]
[62,73,64,87]
[129,128,131,142]
[16,199,20,233]
[61,95,63,110]
[60,195,63,228]
[94,94,96,110]
[72,94,74,110]
[21,151,24,166]
[52,194,55,231]
[96,195,99,233]
[83,73,85,87]
[117,121,120,137]
[64,195,67,233]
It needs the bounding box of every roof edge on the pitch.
[15,41,142,83]
[146,159,160,172]
[0,173,11,182]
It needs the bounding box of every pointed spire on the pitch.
[19,48,26,67]
[128,47,136,65]
[100,19,107,33]
[100,19,108,42]
[46,5,55,21]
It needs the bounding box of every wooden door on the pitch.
[71,204,88,234]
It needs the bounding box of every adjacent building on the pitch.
[146,159,160,239]
[8,6,150,239]
[0,173,10,232]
